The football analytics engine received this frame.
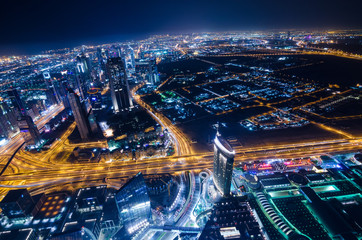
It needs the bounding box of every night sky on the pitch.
[1,0,361,55]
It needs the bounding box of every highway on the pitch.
[131,83,192,156]
[188,48,362,61]
[0,83,361,199]
[0,135,360,197]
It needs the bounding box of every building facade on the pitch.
[106,58,132,113]
[75,54,92,100]
[6,88,26,117]
[213,133,235,197]
[17,115,41,146]
[0,101,18,138]
[67,89,90,140]
[115,172,151,235]
[0,189,36,221]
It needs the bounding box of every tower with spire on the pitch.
[213,125,235,197]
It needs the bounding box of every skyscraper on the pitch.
[43,71,61,104]
[106,58,132,113]
[149,59,160,85]
[75,54,92,100]
[87,107,98,134]
[45,90,58,106]
[135,60,160,85]
[76,54,91,75]
[58,79,71,109]
[97,47,104,66]
[0,101,18,138]
[7,88,42,145]
[6,88,25,117]
[17,115,41,146]
[67,89,90,141]
[125,46,136,70]
[115,172,151,235]
[213,132,235,197]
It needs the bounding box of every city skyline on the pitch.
[0,7,361,238]
[1,0,362,55]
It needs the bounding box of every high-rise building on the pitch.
[0,101,18,138]
[135,59,160,85]
[149,59,160,85]
[76,54,91,75]
[7,88,42,145]
[106,58,132,113]
[45,90,58,106]
[115,172,151,235]
[25,107,36,120]
[58,79,71,108]
[43,71,61,104]
[97,47,103,64]
[6,88,25,117]
[87,88,102,111]
[30,103,40,118]
[213,132,235,197]
[75,54,92,100]
[0,189,36,221]
[87,108,98,134]
[17,115,41,146]
[67,89,90,141]
[125,47,136,70]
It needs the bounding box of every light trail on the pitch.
[131,83,192,156]
[0,138,360,194]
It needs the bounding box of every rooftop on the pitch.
[1,189,30,203]
[215,134,234,154]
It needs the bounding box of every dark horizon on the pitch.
[1,26,361,56]
[1,0,362,55]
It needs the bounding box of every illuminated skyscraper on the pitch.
[125,46,136,70]
[6,88,42,145]
[0,101,18,138]
[58,79,71,108]
[67,89,90,141]
[17,115,41,146]
[135,60,159,85]
[75,54,92,100]
[106,58,132,113]
[87,108,98,134]
[213,132,235,197]
[149,59,160,85]
[43,71,61,104]
[130,47,135,69]
[97,47,104,66]
[76,54,91,75]
[6,88,25,117]
[115,172,151,235]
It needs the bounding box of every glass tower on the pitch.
[106,58,132,113]
[213,133,235,197]
[115,172,151,234]
[67,89,90,141]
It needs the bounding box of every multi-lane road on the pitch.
[0,91,361,198]
[131,83,192,156]
[0,134,361,195]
